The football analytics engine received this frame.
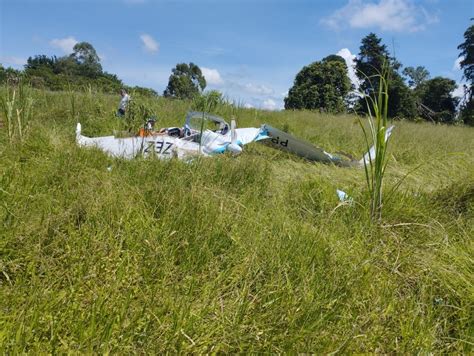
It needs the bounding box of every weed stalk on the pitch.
[0,81,33,143]
[359,66,391,223]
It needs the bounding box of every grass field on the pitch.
[1,87,473,352]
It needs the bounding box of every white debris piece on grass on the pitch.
[337,189,353,204]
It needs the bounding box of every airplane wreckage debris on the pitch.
[76,111,394,167]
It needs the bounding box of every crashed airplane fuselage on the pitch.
[76,112,268,160]
[76,111,394,167]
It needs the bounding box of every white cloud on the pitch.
[140,34,159,54]
[336,48,360,88]
[321,0,438,33]
[0,56,26,66]
[243,83,274,96]
[108,65,170,90]
[201,67,224,85]
[453,83,465,99]
[262,99,277,111]
[223,80,275,97]
[453,57,464,71]
[196,70,283,110]
[50,36,78,54]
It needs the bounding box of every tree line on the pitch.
[285,22,473,126]
[1,20,472,125]
[0,42,158,96]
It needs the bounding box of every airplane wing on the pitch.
[76,123,146,158]
[235,127,269,145]
[259,124,395,167]
[260,124,340,164]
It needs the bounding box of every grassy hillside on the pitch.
[1,87,473,353]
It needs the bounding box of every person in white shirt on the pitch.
[117,89,130,117]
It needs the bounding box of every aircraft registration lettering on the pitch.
[145,140,173,155]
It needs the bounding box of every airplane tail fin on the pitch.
[231,119,237,145]
[76,122,93,146]
[227,119,242,154]
[76,123,82,142]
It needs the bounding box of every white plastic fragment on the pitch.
[336,189,353,204]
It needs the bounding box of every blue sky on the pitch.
[0,0,471,109]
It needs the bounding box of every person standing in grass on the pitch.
[117,89,130,117]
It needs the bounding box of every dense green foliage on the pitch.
[385,75,418,119]
[0,43,157,96]
[458,21,474,85]
[415,77,460,123]
[22,42,122,92]
[356,33,393,82]
[284,27,471,124]
[459,98,474,126]
[0,65,21,86]
[69,42,103,77]
[3,24,474,124]
[163,63,207,99]
[400,66,461,123]
[458,20,474,125]
[403,66,430,88]
[284,55,351,112]
[0,86,473,352]
[355,33,417,119]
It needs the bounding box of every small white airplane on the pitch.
[76,111,394,167]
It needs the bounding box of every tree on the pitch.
[355,33,392,85]
[2,42,123,92]
[163,63,206,99]
[284,55,351,112]
[458,20,474,125]
[387,76,417,119]
[458,20,474,85]
[55,56,80,75]
[459,97,474,126]
[322,54,346,65]
[416,77,460,123]
[70,42,102,77]
[355,33,416,119]
[403,66,430,88]
[25,43,103,79]
[25,55,57,70]
[0,64,6,84]
[0,65,22,85]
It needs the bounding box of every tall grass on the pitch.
[192,90,230,149]
[0,85,473,353]
[0,82,34,143]
[358,69,391,222]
